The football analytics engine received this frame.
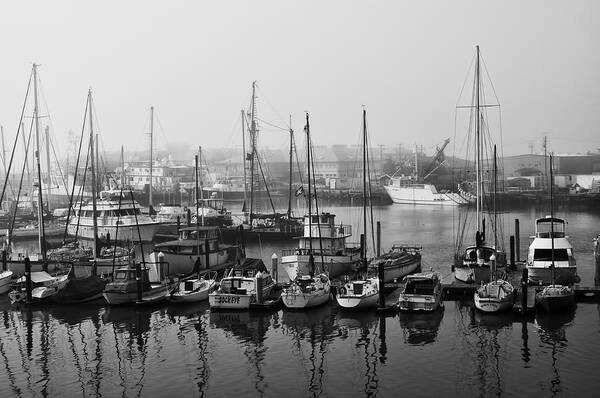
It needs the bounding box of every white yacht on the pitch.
[384,178,469,206]
[281,213,361,280]
[527,216,578,285]
[68,190,161,242]
[209,261,275,310]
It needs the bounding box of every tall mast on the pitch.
[199,146,204,226]
[96,133,100,192]
[1,125,6,189]
[45,125,51,211]
[32,64,46,258]
[149,106,154,208]
[249,82,257,224]
[414,144,418,180]
[493,145,497,249]
[306,113,312,252]
[241,110,248,213]
[550,154,555,285]
[475,45,482,239]
[88,90,100,258]
[362,108,368,261]
[287,116,293,219]
[195,154,199,227]
[120,145,125,188]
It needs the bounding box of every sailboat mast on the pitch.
[287,117,293,219]
[362,108,368,261]
[249,82,257,224]
[241,110,248,213]
[306,113,312,252]
[88,90,100,258]
[45,126,51,211]
[475,45,482,238]
[149,106,154,208]
[550,154,556,284]
[199,146,204,226]
[493,145,497,249]
[120,146,125,188]
[32,64,46,258]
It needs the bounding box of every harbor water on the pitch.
[1,204,600,397]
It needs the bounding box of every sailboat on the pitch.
[535,154,575,312]
[454,46,507,284]
[474,146,515,312]
[281,113,361,280]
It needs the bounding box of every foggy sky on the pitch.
[0,0,598,161]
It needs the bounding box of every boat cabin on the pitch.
[462,246,497,265]
[534,216,566,239]
[403,274,440,296]
[302,213,351,239]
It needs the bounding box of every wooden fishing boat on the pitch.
[536,284,575,312]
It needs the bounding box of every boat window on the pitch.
[311,215,319,224]
[533,249,569,261]
[114,271,128,280]
[180,246,196,255]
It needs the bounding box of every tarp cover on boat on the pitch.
[16,272,54,284]
[54,276,107,303]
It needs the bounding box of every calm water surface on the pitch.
[1,204,600,397]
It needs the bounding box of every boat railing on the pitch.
[281,247,356,257]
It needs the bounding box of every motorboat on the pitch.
[68,190,161,242]
[526,216,578,285]
[9,271,69,304]
[208,259,275,310]
[282,273,331,309]
[368,245,421,283]
[336,277,379,310]
[169,271,218,304]
[398,271,443,312]
[103,262,176,305]
[150,226,242,276]
[385,178,469,206]
[281,213,361,280]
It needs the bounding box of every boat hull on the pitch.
[369,258,420,283]
[527,265,578,285]
[384,186,467,206]
[282,290,330,309]
[336,292,379,309]
[103,284,170,305]
[0,271,13,294]
[209,284,274,310]
[281,255,360,280]
[67,223,160,242]
[474,295,513,312]
[149,250,237,276]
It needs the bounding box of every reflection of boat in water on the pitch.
[209,310,272,344]
[398,309,444,345]
[281,303,335,336]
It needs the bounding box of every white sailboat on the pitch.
[281,272,331,309]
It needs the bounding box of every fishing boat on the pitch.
[103,262,175,305]
[282,272,331,309]
[398,271,443,312]
[208,259,275,310]
[534,155,575,312]
[336,277,379,310]
[453,46,506,284]
[0,269,13,294]
[169,271,218,303]
[369,245,421,283]
[149,226,242,276]
[68,190,161,242]
[526,216,577,285]
[9,271,70,304]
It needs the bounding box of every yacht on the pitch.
[68,190,160,242]
[384,178,470,206]
[526,216,578,285]
[281,213,361,280]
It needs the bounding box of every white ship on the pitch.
[68,190,160,242]
[384,178,469,206]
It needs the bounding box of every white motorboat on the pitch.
[474,279,514,313]
[369,245,421,283]
[398,271,443,312]
[526,216,578,285]
[0,270,14,295]
[9,271,69,304]
[281,213,361,280]
[336,277,379,310]
[68,190,161,242]
[282,273,331,309]
[209,260,275,310]
[169,271,218,304]
[150,226,241,276]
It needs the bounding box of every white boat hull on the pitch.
[0,271,13,295]
[384,186,467,206]
[336,292,379,309]
[281,254,360,280]
[454,266,474,283]
[282,290,330,309]
[208,293,253,309]
[149,251,235,276]
[474,295,513,312]
[67,222,160,242]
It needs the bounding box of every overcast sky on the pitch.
[0,0,598,160]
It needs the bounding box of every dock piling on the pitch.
[204,238,210,270]
[378,258,385,309]
[256,272,264,304]
[25,257,32,303]
[1,250,6,272]
[135,261,143,303]
[515,219,520,262]
[521,267,528,312]
[271,253,278,285]
[509,235,515,270]
[376,221,381,257]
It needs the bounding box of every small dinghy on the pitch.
[474,279,514,313]
[169,271,218,304]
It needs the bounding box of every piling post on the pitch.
[25,257,32,303]
[1,250,6,272]
[135,261,143,304]
[521,267,528,312]
[509,235,515,270]
[239,225,246,258]
[360,233,365,263]
[176,215,181,231]
[256,272,264,304]
[271,253,278,285]
[376,221,381,258]
[515,219,520,262]
[186,208,191,227]
[378,257,385,309]
[204,238,210,270]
